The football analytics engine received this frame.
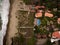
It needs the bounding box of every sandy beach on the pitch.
[6,0,19,45]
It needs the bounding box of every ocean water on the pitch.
[0,0,10,45]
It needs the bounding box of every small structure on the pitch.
[35,10,43,18]
[51,31,60,42]
[45,12,53,17]
[57,18,60,24]
[35,13,42,17]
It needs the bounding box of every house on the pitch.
[35,12,42,17]
[35,10,53,18]
[45,12,53,17]
[52,31,60,38]
[51,31,60,42]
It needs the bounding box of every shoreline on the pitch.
[3,0,13,45]
[4,0,19,45]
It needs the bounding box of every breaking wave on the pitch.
[0,0,10,45]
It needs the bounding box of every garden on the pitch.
[11,0,60,45]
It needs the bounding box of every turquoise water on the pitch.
[0,0,10,45]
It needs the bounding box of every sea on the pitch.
[0,0,10,45]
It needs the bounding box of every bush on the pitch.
[27,37,36,45]
[44,38,53,45]
[34,26,40,33]
[12,34,25,45]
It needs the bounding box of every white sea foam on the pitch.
[0,0,10,45]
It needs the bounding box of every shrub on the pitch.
[27,37,36,45]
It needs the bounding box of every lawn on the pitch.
[16,10,34,27]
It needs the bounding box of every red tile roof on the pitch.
[45,12,53,17]
[35,12,42,17]
[52,31,60,38]
[35,12,53,18]
[57,18,60,24]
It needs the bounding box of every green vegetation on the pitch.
[12,34,36,45]
[12,26,36,45]
[28,12,35,26]
[16,10,34,27]
[12,10,35,45]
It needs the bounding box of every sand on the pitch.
[6,0,18,45]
